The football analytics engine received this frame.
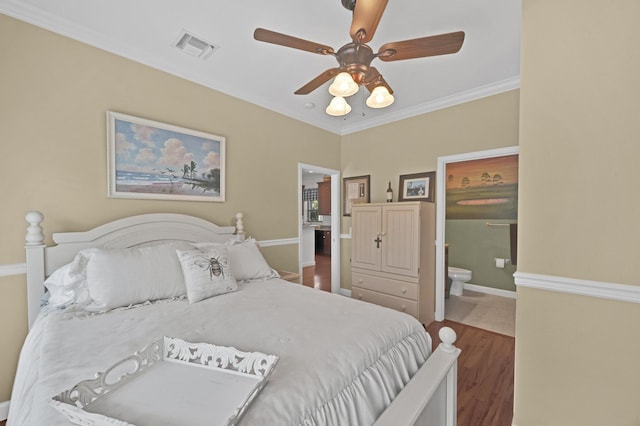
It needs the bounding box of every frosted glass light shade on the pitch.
[366,86,395,108]
[325,96,352,116]
[328,72,359,97]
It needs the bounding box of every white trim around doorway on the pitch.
[435,146,519,321]
[298,163,341,294]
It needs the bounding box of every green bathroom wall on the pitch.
[446,219,516,292]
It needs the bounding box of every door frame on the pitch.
[434,146,519,320]
[298,163,341,294]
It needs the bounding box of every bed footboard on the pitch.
[374,327,460,426]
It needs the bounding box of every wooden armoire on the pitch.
[350,201,436,326]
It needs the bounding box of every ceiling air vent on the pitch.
[174,30,218,60]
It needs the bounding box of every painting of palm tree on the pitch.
[107,112,225,202]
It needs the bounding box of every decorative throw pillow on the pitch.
[176,246,238,303]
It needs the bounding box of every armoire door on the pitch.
[381,204,420,277]
[350,205,381,271]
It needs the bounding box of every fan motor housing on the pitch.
[341,0,357,11]
[336,43,375,84]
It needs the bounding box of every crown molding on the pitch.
[339,76,521,135]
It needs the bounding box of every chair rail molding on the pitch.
[514,272,640,304]
[257,237,298,247]
[0,262,27,277]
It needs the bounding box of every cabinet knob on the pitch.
[400,305,406,311]
[401,288,407,294]
[357,293,363,299]
[358,278,363,284]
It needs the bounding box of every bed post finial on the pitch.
[438,327,458,353]
[235,212,245,241]
[25,211,45,246]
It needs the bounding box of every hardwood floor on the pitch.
[426,320,515,426]
[302,253,331,292]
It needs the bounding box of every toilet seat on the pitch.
[448,266,472,279]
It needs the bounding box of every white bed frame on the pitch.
[23,210,460,426]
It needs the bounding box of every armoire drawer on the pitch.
[351,272,418,301]
[352,286,419,318]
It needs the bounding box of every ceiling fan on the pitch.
[253,0,465,115]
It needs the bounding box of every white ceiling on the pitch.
[0,0,520,135]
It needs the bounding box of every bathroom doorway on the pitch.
[434,146,519,321]
[298,163,340,294]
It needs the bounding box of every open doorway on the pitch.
[298,163,340,294]
[434,146,519,321]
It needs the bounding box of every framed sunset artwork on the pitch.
[446,154,519,219]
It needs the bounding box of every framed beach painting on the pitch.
[107,112,225,202]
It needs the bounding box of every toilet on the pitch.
[448,266,472,296]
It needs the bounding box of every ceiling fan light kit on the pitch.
[366,85,394,108]
[326,96,352,116]
[254,0,465,117]
[328,72,359,97]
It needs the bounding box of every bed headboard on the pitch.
[24,211,246,328]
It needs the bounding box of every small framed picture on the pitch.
[343,175,370,216]
[398,171,435,202]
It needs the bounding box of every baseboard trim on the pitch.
[514,272,640,304]
[339,288,352,298]
[0,400,9,421]
[464,283,517,299]
[301,261,316,268]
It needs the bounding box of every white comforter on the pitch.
[9,279,431,426]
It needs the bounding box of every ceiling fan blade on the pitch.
[363,67,393,94]
[350,0,388,44]
[254,28,335,55]
[294,68,341,95]
[377,31,465,62]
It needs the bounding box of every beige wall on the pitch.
[515,0,640,424]
[0,14,341,401]
[340,90,520,289]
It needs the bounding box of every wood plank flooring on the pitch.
[426,320,515,426]
[302,253,331,292]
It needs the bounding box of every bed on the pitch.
[9,211,460,426]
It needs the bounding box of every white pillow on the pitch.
[195,239,278,282]
[43,252,94,308]
[227,240,278,281]
[176,246,238,303]
[44,263,75,308]
[82,243,189,312]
